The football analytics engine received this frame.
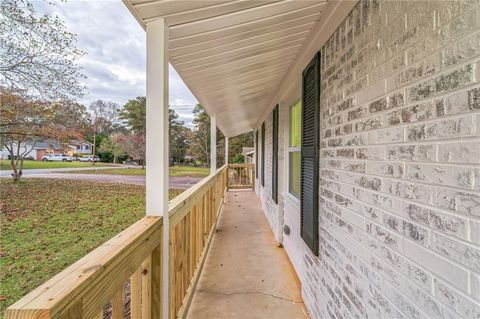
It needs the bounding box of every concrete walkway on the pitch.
[187,191,308,319]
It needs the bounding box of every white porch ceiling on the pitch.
[124,0,330,137]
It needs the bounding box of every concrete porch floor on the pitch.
[186,191,308,319]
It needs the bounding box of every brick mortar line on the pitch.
[320,174,479,227]
[320,106,480,140]
[320,164,480,194]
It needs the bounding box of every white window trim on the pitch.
[287,99,301,201]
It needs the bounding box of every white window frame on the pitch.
[288,99,301,200]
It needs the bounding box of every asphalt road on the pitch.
[0,167,203,189]
[0,166,122,177]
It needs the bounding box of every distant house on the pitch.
[0,139,90,160]
[71,140,94,155]
[241,147,254,164]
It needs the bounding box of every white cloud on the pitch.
[34,0,198,126]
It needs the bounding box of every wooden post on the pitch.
[225,137,229,165]
[210,114,217,175]
[146,17,169,319]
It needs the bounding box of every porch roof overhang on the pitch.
[123,0,356,137]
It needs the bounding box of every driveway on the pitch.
[0,168,204,189]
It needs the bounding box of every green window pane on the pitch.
[289,100,301,148]
[289,152,301,198]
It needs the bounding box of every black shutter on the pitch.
[272,105,279,203]
[301,52,320,255]
[261,122,265,187]
[255,130,259,178]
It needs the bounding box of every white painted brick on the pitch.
[470,220,480,245]
[434,279,480,319]
[472,273,480,300]
[367,126,404,144]
[438,141,480,164]
[403,203,469,240]
[431,233,480,271]
[386,144,436,162]
[435,187,480,218]
[406,116,475,141]
[405,163,477,189]
[402,240,469,292]
[366,161,404,178]
[355,146,385,160]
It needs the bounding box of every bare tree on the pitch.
[89,100,121,135]
[117,133,145,168]
[0,0,85,100]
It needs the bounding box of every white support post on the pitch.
[210,114,217,175]
[225,137,229,165]
[146,17,169,319]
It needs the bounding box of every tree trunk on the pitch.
[10,156,20,182]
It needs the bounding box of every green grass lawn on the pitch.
[169,166,209,177]
[0,160,112,170]
[65,165,210,177]
[0,179,182,316]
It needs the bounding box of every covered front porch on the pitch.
[5,164,304,319]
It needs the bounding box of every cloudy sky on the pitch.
[34,0,198,126]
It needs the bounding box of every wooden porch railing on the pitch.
[226,163,255,190]
[5,165,228,319]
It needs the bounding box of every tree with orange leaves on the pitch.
[0,88,88,181]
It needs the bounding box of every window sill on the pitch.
[283,192,300,208]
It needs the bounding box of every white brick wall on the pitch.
[260,1,480,318]
[259,112,282,242]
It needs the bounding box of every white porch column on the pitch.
[146,17,169,319]
[225,137,229,165]
[210,114,217,174]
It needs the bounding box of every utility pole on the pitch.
[92,112,97,166]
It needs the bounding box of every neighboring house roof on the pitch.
[34,140,63,150]
[70,140,94,147]
[21,139,77,150]
[242,147,254,156]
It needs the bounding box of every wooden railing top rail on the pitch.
[5,216,162,319]
[227,163,254,168]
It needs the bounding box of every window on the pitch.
[272,105,279,203]
[288,100,301,198]
[255,130,259,179]
[261,122,265,187]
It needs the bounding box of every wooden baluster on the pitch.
[151,241,162,319]
[130,268,142,319]
[142,256,152,319]
[169,227,175,319]
[111,287,125,319]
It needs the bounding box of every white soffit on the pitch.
[124,0,333,137]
